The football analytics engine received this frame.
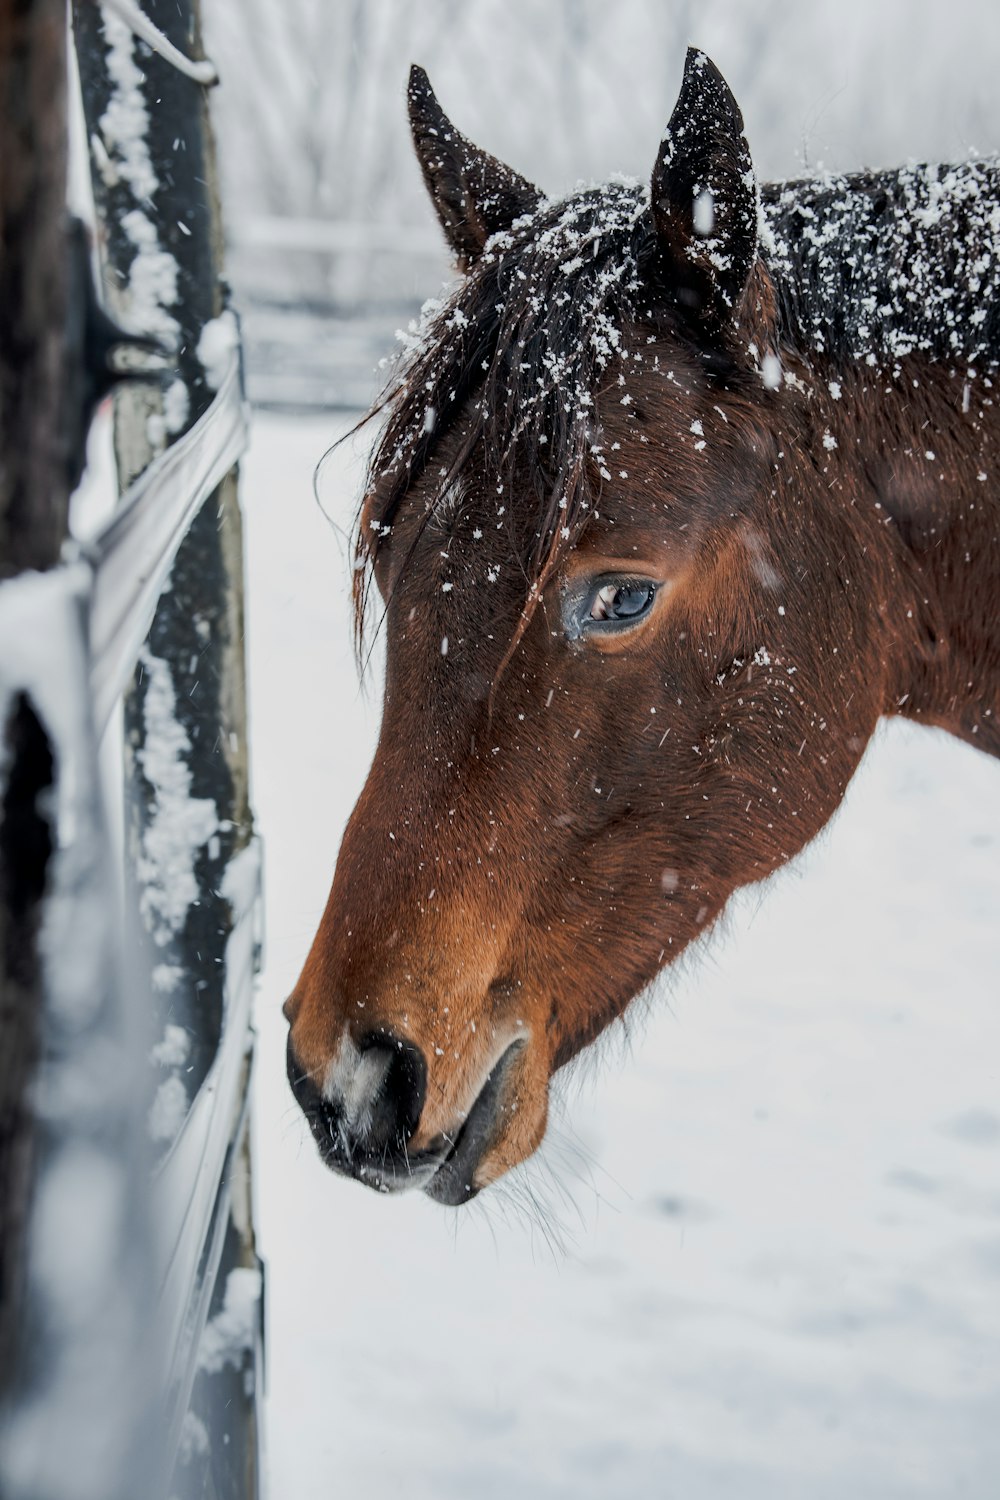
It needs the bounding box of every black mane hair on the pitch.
[764,159,1000,368]
[356,181,686,638]
[354,158,1000,641]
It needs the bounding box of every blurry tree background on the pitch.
[202,0,1000,408]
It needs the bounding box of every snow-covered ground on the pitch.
[244,413,1000,1500]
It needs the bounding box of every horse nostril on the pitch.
[358,1030,427,1151]
[286,1029,428,1174]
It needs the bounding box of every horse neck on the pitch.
[795,353,1000,759]
[765,163,1000,759]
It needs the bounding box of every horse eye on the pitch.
[587,579,656,626]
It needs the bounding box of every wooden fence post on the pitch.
[0,0,70,1388]
[72,5,261,1494]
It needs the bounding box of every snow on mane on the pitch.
[764,158,1000,368]
[355,157,1000,645]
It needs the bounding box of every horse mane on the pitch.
[353,179,720,647]
[354,157,1000,647]
[763,159,1000,368]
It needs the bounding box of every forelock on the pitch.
[354,179,662,643]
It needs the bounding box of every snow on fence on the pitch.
[0,5,263,1499]
[227,217,448,411]
[0,349,260,1500]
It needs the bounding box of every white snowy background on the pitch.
[216,4,1000,1497]
[246,419,1000,1500]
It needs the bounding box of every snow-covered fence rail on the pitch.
[228,216,447,411]
[88,354,246,732]
[82,349,261,1489]
[1,4,263,1499]
[0,345,258,1500]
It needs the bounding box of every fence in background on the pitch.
[227,215,446,411]
[0,4,263,1498]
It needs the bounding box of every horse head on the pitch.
[285,51,920,1201]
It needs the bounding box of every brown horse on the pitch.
[285,51,1000,1204]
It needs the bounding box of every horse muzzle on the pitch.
[285,1028,527,1204]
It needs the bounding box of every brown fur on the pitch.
[286,55,1000,1197]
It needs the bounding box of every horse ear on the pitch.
[651,49,758,328]
[408,64,542,271]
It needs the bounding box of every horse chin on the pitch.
[424,1038,542,1205]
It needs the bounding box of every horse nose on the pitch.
[287,1028,427,1161]
[353,1030,427,1151]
